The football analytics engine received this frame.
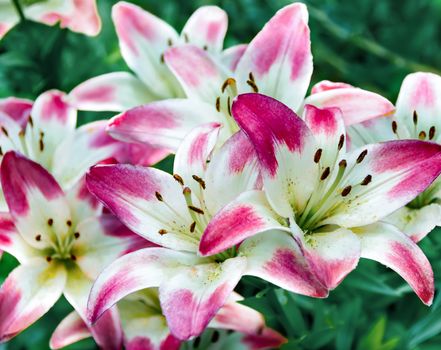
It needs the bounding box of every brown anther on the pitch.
[320,167,330,180]
[39,139,44,152]
[221,78,236,93]
[18,130,25,137]
[47,218,53,226]
[338,134,345,150]
[28,116,34,127]
[35,234,41,241]
[203,45,208,51]
[190,221,196,233]
[183,33,189,43]
[155,191,163,201]
[160,53,165,63]
[192,175,206,189]
[361,174,372,186]
[183,186,191,195]
[341,185,352,197]
[71,254,77,261]
[356,149,368,164]
[246,79,259,92]
[419,130,427,140]
[248,72,255,82]
[173,174,184,185]
[0,146,3,156]
[429,126,436,140]
[46,256,52,262]
[215,97,221,112]
[227,96,232,116]
[339,159,347,168]
[158,229,167,235]
[1,127,8,137]
[391,120,398,134]
[167,38,173,46]
[66,220,72,227]
[314,148,322,163]
[413,110,418,125]
[74,232,80,239]
[188,205,204,214]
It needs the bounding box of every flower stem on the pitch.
[12,0,26,22]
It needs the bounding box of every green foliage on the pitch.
[1,0,441,349]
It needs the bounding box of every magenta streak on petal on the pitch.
[310,81,353,94]
[1,152,64,216]
[206,22,222,43]
[77,178,100,211]
[0,276,22,341]
[232,93,308,176]
[263,248,327,297]
[0,216,14,247]
[126,337,154,350]
[304,104,340,135]
[388,241,433,305]
[372,140,441,173]
[200,206,265,256]
[305,250,357,290]
[41,92,70,122]
[73,85,114,104]
[90,309,123,350]
[0,98,32,127]
[411,76,435,107]
[227,132,256,173]
[160,335,181,350]
[114,3,156,55]
[188,132,209,165]
[163,283,231,340]
[89,127,116,148]
[242,327,287,350]
[165,46,218,87]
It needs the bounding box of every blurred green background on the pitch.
[1,0,441,349]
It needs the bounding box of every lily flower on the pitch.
[347,72,441,242]
[0,151,151,346]
[0,0,101,39]
[105,3,394,152]
[51,289,286,350]
[0,89,168,199]
[199,93,441,306]
[69,1,233,112]
[85,122,276,340]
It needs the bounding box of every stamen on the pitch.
[155,191,163,201]
[215,97,220,112]
[0,147,3,156]
[66,220,72,227]
[221,78,237,93]
[183,33,189,43]
[391,121,398,134]
[158,229,167,235]
[18,130,25,137]
[227,96,232,116]
[361,174,372,186]
[160,53,165,63]
[167,38,173,46]
[70,254,77,261]
[1,126,8,137]
[419,131,427,140]
[341,185,352,197]
[39,131,45,152]
[413,111,418,125]
[190,221,196,233]
[429,126,436,140]
[47,218,53,226]
[74,232,80,239]
[314,148,322,163]
[338,134,345,150]
[46,256,52,262]
[339,159,347,168]
[192,175,206,189]
[173,174,184,186]
[356,149,368,163]
[248,72,255,82]
[35,234,41,241]
[188,205,204,214]
[28,116,34,127]
[320,167,330,180]
[246,79,259,93]
[203,45,208,51]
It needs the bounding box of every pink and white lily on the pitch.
[0,90,167,194]
[105,3,394,152]
[51,289,286,350]
[0,0,101,39]
[85,122,276,340]
[0,151,151,346]
[199,93,441,306]
[347,72,441,242]
[69,1,231,112]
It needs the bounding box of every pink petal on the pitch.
[87,248,202,324]
[304,87,395,125]
[310,80,353,94]
[0,97,33,128]
[357,222,434,305]
[241,327,288,350]
[236,3,312,111]
[181,6,228,52]
[221,44,248,72]
[0,260,66,341]
[107,99,220,151]
[50,311,91,349]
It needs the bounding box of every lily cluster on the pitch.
[1,1,441,350]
